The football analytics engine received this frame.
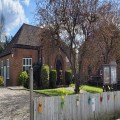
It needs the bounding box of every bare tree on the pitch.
[93,0,120,64]
[0,11,5,53]
[0,0,5,42]
[0,14,5,41]
[79,1,120,77]
[35,0,120,93]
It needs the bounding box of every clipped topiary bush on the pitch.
[23,77,29,89]
[0,76,4,86]
[65,70,72,86]
[41,65,49,89]
[49,70,57,88]
[33,62,42,88]
[18,71,29,88]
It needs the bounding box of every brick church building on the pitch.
[0,24,70,86]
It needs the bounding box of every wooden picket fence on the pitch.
[34,91,120,120]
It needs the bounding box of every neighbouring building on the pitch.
[0,24,71,86]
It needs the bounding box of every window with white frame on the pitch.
[1,61,3,76]
[23,58,32,73]
[7,59,10,79]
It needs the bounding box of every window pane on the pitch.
[26,66,29,71]
[25,59,26,65]
[26,59,28,65]
[23,67,25,71]
[28,59,29,65]
[7,67,10,79]
[26,66,30,73]
[22,58,32,71]
[30,59,32,65]
[28,59,30,65]
[23,59,25,65]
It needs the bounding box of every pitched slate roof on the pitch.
[0,23,43,57]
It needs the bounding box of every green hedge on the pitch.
[65,70,72,86]
[0,76,4,86]
[18,71,29,88]
[41,65,49,89]
[49,70,57,88]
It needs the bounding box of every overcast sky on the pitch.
[0,0,36,36]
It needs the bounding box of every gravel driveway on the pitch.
[0,87,44,120]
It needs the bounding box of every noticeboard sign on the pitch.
[111,66,117,84]
[102,62,117,85]
[103,66,110,85]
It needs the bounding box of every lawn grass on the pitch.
[34,88,74,96]
[80,85,103,93]
[34,84,103,96]
[70,84,103,93]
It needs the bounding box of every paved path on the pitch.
[0,87,44,120]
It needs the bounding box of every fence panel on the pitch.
[76,94,81,120]
[80,93,86,120]
[94,93,99,120]
[34,91,120,120]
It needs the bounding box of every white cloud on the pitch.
[22,0,30,6]
[0,0,29,34]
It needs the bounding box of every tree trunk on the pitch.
[74,42,87,93]
[75,73,80,93]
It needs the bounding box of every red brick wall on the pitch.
[11,48,38,85]
[0,48,38,86]
[0,54,12,86]
[43,45,71,84]
[0,45,71,86]
[43,44,71,72]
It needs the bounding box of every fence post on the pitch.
[30,67,33,120]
